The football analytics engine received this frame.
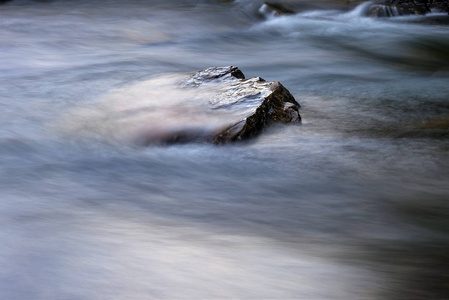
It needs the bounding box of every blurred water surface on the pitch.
[1,0,449,299]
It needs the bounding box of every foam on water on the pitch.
[57,72,276,145]
[340,1,374,19]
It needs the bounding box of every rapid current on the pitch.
[1,0,448,299]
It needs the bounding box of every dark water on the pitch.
[1,1,449,299]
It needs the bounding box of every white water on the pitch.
[1,1,449,299]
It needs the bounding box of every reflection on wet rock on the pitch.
[183,66,245,86]
[183,66,300,144]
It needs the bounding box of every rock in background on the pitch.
[367,0,449,17]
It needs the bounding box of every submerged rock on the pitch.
[366,0,449,17]
[366,3,426,17]
[164,66,300,145]
[259,2,296,17]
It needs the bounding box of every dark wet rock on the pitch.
[367,0,449,17]
[161,66,300,145]
[209,74,300,143]
[366,3,426,17]
[260,2,296,16]
[254,1,362,19]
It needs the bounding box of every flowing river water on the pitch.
[1,1,449,299]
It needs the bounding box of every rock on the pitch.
[66,66,300,147]
[186,66,300,144]
[207,75,300,143]
[183,66,245,87]
[366,3,426,17]
[260,2,296,17]
[366,0,449,17]
[174,66,300,145]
